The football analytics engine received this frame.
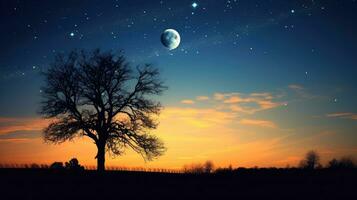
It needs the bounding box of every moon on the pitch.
[161,29,181,50]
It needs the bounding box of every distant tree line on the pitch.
[180,150,356,174]
[299,150,356,170]
[183,161,214,174]
[0,150,355,173]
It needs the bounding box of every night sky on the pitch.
[1,0,357,168]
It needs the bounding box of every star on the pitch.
[192,2,198,9]
[70,32,75,37]
[291,9,295,13]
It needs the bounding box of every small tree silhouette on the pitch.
[299,150,320,169]
[65,158,84,171]
[203,161,214,173]
[40,49,167,171]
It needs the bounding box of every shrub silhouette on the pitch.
[65,158,84,171]
[50,162,65,169]
[215,165,234,173]
[183,161,215,173]
[30,163,40,169]
[328,157,356,169]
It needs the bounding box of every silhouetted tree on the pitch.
[203,160,214,173]
[299,150,320,169]
[40,49,167,171]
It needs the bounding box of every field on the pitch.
[1,168,356,199]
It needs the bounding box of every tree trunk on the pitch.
[96,142,105,172]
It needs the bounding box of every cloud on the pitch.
[160,107,235,128]
[0,138,32,143]
[213,93,226,100]
[288,84,320,100]
[180,99,195,104]
[0,117,19,123]
[196,96,209,101]
[326,113,357,120]
[288,84,304,90]
[214,92,283,114]
[0,117,50,135]
[240,119,277,128]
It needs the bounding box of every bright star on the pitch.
[291,9,295,13]
[70,32,75,37]
[192,2,198,8]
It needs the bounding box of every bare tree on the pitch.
[299,150,320,169]
[40,49,167,171]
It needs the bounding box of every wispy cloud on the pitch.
[0,138,32,143]
[240,119,277,129]
[160,107,235,128]
[0,117,50,135]
[180,99,195,104]
[326,113,357,120]
[196,96,209,101]
[288,84,320,100]
[214,92,283,114]
[288,84,304,90]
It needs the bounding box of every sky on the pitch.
[0,0,357,169]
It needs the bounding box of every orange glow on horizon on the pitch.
[1,107,357,169]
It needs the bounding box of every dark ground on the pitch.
[1,168,356,200]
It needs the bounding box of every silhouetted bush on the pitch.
[328,157,356,169]
[215,165,234,173]
[183,161,216,174]
[65,158,84,171]
[183,163,205,174]
[30,163,40,169]
[50,162,65,170]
